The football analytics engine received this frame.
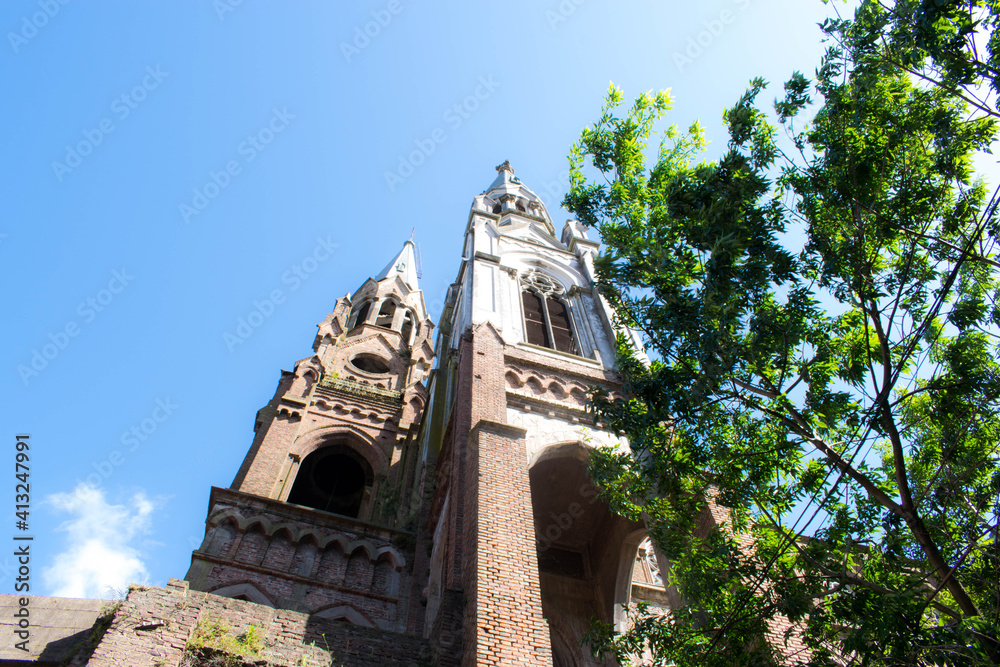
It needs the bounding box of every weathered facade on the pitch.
[184,238,435,635]
[0,163,677,667]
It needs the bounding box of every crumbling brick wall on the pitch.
[83,579,431,667]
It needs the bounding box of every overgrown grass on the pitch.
[182,617,266,667]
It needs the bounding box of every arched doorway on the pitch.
[529,444,642,666]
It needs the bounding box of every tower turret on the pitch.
[185,240,435,631]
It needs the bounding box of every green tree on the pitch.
[868,0,1000,119]
[566,3,1000,665]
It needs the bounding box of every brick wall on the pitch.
[457,324,553,666]
[84,580,430,667]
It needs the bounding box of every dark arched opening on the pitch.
[287,445,373,518]
[351,301,371,329]
[375,300,396,328]
[530,448,641,665]
[400,310,414,344]
[522,291,549,347]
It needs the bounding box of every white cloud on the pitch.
[43,484,155,599]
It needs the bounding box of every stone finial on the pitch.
[495,160,514,174]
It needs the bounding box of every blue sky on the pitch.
[2,0,839,598]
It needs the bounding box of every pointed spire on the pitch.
[375,240,420,291]
[486,159,521,193]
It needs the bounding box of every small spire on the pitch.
[375,240,420,291]
[486,160,521,193]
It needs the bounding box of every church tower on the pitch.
[185,239,436,632]
[417,161,655,666]
[13,164,791,667]
[179,164,667,665]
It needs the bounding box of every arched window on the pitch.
[522,291,549,348]
[546,297,576,355]
[632,536,663,586]
[400,310,414,344]
[492,203,502,214]
[350,301,371,329]
[516,201,526,212]
[287,445,373,518]
[375,300,396,328]
[520,270,577,355]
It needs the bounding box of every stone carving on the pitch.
[504,367,589,407]
[204,507,406,570]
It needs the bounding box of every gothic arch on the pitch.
[547,380,566,399]
[504,253,587,293]
[206,508,247,532]
[374,545,405,569]
[202,515,240,557]
[311,604,375,627]
[210,583,275,607]
[613,529,650,629]
[374,297,398,329]
[516,266,582,355]
[529,443,644,663]
[528,440,592,470]
[266,521,298,540]
[291,425,388,475]
[287,445,375,518]
[349,298,374,329]
[289,356,322,397]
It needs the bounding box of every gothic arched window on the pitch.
[400,310,414,344]
[350,301,371,329]
[288,444,373,518]
[520,270,577,355]
[522,291,549,348]
[375,300,396,328]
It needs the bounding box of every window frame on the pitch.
[518,270,580,356]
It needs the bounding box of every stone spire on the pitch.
[485,159,521,194]
[375,239,420,291]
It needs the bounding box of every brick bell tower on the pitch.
[185,239,436,632]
